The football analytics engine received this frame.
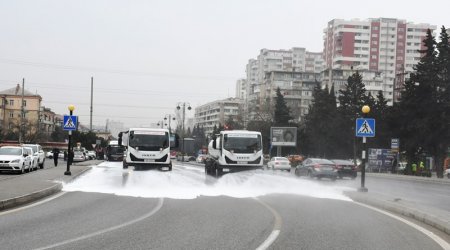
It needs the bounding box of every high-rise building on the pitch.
[244,47,323,122]
[323,18,436,104]
[194,98,243,135]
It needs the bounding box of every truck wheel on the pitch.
[168,164,172,171]
[215,167,223,178]
[123,162,128,169]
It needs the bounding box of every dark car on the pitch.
[295,158,338,181]
[330,159,357,179]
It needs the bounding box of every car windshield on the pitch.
[223,134,261,153]
[129,131,169,150]
[24,145,37,152]
[0,148,22,155]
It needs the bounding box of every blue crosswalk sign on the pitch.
[63,115,77,131]
[356,118,375,137]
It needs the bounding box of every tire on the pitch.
[307,171,313,179]
[18,164,25,174]
[331,176,337,181]
[123,162,128,169]
[447,173,450,179]
[295,169,300,177]
[214,165,223,178]
[168,164,172,171]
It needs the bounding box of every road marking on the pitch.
[354,201,450,250]
[0,191,66,216]
[35,197,164,250]
[254,198,282,250]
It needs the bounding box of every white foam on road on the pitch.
[63,162,352,201]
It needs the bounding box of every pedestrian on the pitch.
[419,161,425,176]
[53,148,60,167]
[411,163,417,176]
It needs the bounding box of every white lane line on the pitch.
[35,197,164,250]
[0,191,67,216]
[254,198,282,250]
[355,201,450,250]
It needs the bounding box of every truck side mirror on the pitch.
[118,132,122,146]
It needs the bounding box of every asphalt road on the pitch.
[0,161,448,250]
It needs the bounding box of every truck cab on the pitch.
[205,130,263,177]
[119,128,179,171]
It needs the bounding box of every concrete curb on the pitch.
[0,166,93,212]
[366,173,450,185]
[345,191,450,235]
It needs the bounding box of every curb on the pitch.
[0,166,93,212]
[345,191,450,235]
[366,173,450,185]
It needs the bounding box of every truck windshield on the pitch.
[223,134,261,153]
[129,131,169,151]
[0,148,22,156]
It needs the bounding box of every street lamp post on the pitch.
[176,103,191,162]
[164,114,176,133]
[64,104,75,176]
[358,105,370,192]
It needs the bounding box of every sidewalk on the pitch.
[0,160,102,211]
[366,172,450,185]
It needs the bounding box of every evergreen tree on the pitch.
[273,87,292,126]
[337,71,367,159]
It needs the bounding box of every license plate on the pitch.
[144,159,155,163]
[322,167,332,171]
[0,163,8,166]
[237,161,247,164]
[222,168,230,172]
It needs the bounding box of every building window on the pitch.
[9,100,14,106]
[9,112,13,118]
[9,124,13,129]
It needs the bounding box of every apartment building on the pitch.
[323,18,436,104]
[245,47,323,121]
[0,84,42,136]
[262,71,319,122]
[194,98,243,135]
[39,106,57,137]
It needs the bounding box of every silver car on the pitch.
[295,158,338,181]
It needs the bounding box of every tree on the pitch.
[337,71,368,159]
[225,116,244,130]
[396,29,449,177]
[273,87,293,126]
[303,83,339,158]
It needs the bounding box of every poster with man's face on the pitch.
[270,127,297,146]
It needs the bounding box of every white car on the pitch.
[23,146,39,171]
[86,151,96,160]
[73,151,86,162]
[0,146,32,174]
[445,168,450,179]
[22,144,45,169]
[267,157,291,171]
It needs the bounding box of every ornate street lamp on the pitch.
[64,104,75,176]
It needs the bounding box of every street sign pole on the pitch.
[359,136,368,192]
[64,109,74,176]
[356,115,374,192]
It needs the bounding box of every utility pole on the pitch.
[19,78,25,144]
[90,77,93,131]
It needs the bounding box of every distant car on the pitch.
[196,154,206,163]
[267,157,291,171]
[87,151,96,160]
[287,155,303,166]
[295,158,338,181]
[22,144,45,169]
[445,168,450,179]
[46,151,53,159]
[73,151,86,162]
[0,146,31,174]
[397,162,407,174]
[330,159,357,179]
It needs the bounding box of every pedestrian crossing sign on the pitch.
[356,118,375,137]
[63,115,77,131]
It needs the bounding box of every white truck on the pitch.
[205,130,263,177]
[118,128,179,171]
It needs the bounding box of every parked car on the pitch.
[46,151,53,159]
[330,159,357,179]
[23,146,39,171]
[445,168,450,179]
[87,151,96,160]
[295,158,338,181]
[267,157,291,171]
[0,146,31,174]
[287,154,304,167]
[22,144,45,169]
[73,151,86,162]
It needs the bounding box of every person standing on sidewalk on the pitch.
[411,163,417,176]
[52,148,60,167]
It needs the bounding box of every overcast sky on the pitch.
[0,0,448,129]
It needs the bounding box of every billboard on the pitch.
[270,127,297,146]
[368,148,396,172]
